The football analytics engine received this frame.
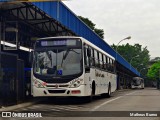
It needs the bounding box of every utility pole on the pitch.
[116,36,131,60]
[130,55,139,70]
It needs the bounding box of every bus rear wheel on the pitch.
[101,83,111,98]
[106,84,111,97]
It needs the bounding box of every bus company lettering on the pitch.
[95,71,104,77]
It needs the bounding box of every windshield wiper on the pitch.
[61,50,69,67]
[64,49,80,59]
[63,49,70,60]
[46,51,52,66]
[61,49,81,67]
[70,49,80,54]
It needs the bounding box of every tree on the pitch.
[78,16,104,39]
[149,57,160,66]
[147,61,160,80]
[152,57,160,61]
[79,16,95,30]
[94,28,104,39]
[111,43,150,71]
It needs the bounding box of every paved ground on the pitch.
[0,88,160,120]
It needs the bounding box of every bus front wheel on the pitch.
[85,82,95,102]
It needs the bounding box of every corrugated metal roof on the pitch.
[0,1,140,75]
[32,1,139,76]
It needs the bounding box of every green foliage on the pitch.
[152,57,160,61]
[111,43,150,72]
[149,57,160,65]
[94,28,104,39]
[79,16,95,30]
[147,61,160,80]
[78,16,104,39]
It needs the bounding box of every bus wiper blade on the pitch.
[63,49,70,60]
[70,49,80,54]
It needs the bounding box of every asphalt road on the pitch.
[1,88,160,120]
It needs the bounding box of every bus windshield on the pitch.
[132,77,142,86]
[33,39,82,77]
[132,79,141,86]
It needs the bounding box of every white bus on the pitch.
[31,36,117,100]
[131,77,144,89]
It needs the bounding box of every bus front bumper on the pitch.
[32,85,88,97]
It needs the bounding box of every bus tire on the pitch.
[86,82,95,102]
[106,83,111,97]
[101,83,111,98]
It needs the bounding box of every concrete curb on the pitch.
[0,99,42,112]
[116,89,131,92]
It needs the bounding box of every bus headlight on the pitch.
[34,80,45,88]
[70,79,83,88]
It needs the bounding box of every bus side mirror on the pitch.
[29,51,33,64]
[87,48,91,57]
[85,66,90,73]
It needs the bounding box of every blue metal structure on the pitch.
[0,1,140,76]
[33,1,140,76]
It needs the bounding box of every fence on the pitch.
[0,52,25,107]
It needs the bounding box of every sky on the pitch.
[63,0,160,58]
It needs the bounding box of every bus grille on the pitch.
[48,90,66,94]
[46,84,69,88]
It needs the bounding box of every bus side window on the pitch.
[112,59,114,72]
[106,56,108,71]
[107,57,110,71]
[109,58,112,72]
[90,47,95,67]
[103,55,107,70]
[110,59,113,72]
[84,45,90,67]
[84,46,87,65]
[101,54,104,69]
[113,60,116,73]
[99,52,103,69]
[94,50,98,68]
[97,51,100,68]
